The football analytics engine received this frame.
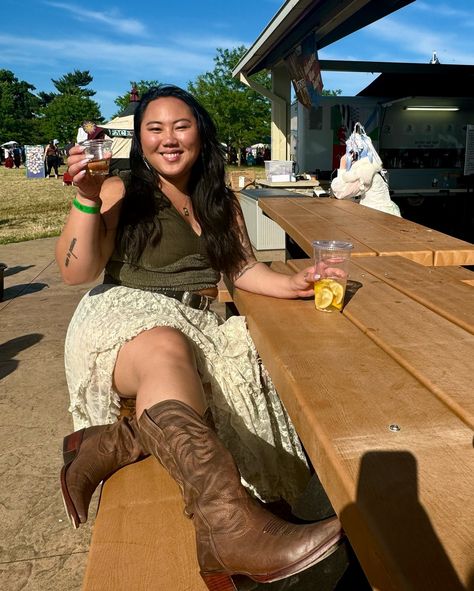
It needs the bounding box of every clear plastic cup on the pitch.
[312,240,353,312]
[80,139,113,176]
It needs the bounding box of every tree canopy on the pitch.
[188,47,271,151]
[38,70,103,144]
[0,69,41,145]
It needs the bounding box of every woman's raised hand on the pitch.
[68,144,106,200]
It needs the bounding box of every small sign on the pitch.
[106,128,134,138]
[464,124,474,176]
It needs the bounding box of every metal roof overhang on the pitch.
[319,60,474,99]
[232,0,414,78]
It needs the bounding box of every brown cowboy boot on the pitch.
[138,399,343,590]
[60,417,148,528]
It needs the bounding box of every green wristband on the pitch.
[72,197,101,214]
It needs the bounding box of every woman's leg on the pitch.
[60,326,202,529]
[114,325,206,419]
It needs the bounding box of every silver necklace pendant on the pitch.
[183,206,190,217]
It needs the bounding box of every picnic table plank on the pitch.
[435,265,474,286]
[258,197,474,266]
[287,257,474,429]
[328,199,474,265]
[350,256,474,335]
[233,284,474,591]
[258,198,377,257]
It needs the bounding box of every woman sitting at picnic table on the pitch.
[56,85,343,589]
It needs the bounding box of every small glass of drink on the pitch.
[80,139,113,176]
[312,240,353,312]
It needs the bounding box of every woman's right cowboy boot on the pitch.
[60,417,147,528]
[138,399,343,591]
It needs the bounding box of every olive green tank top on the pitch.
[104,201,220,292]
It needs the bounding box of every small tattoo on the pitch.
[65,238,78,267]
[234,260,259,281]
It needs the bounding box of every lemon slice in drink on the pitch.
[328,280,344,306]
[315,287,334,310]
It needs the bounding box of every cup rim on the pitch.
[312,240,353,250]
[80,139,113,146]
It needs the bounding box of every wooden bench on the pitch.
[82,457,207,590]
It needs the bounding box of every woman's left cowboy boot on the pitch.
[60,417,148,528]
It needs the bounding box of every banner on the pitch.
[105,128,134,138]
[25,145,45,179]
[285,33,323,109]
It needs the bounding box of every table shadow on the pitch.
[341,450,468,590]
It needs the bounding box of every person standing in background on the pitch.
[13,146,22,168]
[44,140,59,178]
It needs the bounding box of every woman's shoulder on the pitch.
[100,175,126,209]
[102,174,124,189]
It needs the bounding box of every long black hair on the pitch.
[116,84,247,276]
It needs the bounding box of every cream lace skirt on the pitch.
[64,284,310,505]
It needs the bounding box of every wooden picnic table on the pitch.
[233,257,474,591]
[258,196,474,266]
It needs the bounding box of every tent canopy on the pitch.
[1,141,19,147]
[104,115,134,160]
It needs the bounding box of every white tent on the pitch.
[1,141,19,147]
[104,114,134,160]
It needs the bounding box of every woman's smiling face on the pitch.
[140,96,201,187]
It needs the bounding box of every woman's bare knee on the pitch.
[114,326,196,395]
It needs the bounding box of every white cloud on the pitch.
[367,19,474,65]
[173,35,248,51]
[0,33,212,76]
[44,1,148,36]
[415,1,474,21]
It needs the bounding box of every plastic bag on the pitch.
[345,122,382,171]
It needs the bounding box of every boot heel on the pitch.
[62,429,85,465]
[200,572,237,591]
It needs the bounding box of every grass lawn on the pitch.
[0,164,265,245]
[0,165,74,244]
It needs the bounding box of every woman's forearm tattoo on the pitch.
[65,238,78,267]
[233,260,259,281]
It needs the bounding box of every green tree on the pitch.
[51,70,96,97]
[322,88,342,96]
[39,70,103,144]
[113,80,160,117]
[188,47,271,155]
[0,69,41,144]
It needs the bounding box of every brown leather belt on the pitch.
[103,275,214,311]
[158,290,213,311]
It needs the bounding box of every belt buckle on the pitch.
[181,291,193,307]
[181,291,210,311]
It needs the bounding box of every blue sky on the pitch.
[2,0,474,121]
